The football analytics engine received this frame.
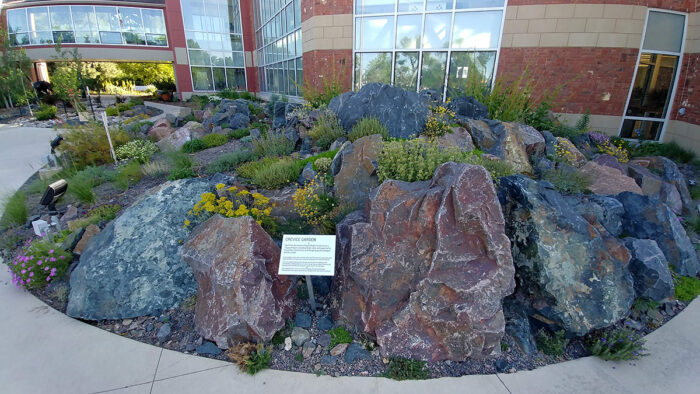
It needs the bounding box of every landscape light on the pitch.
[40,179,68,213]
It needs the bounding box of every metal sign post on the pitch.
[100,111,118,163]
[306,275,317,312]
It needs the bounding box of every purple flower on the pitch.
[29,272,34,277]
[37,261,42,266]
[21,269,26,274]
[49,257,56,262]
[49,249,54,254]
[44,267,49,271]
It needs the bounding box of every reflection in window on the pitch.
[192,67,214,90]
[455,0,505,8]
[71,6,97,32]
[394,52,420,91]
[420,52,448,92]
[620,119,663,141]
[452,11,502,49]
[355,53,392,90]
[427,0,454,11]
[447,51,495,96]
[422,13,451,49]
[50,6,72,31]
[357,16,394,50]
[27,8,50,32]
[356,0,395,15]
[53,31,75,44]
[99,31,122,45]
[95,7,121,31]
[626,54,679,119]
[643,11,685,53]
[398,0,424,12]
[7,9,28,33]
[30,31,54,45]
[396,14,422,49]
[142,9,166,34]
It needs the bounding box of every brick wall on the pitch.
[671,53,700,125]
[301,0,353,20]
[239,0,258,92]
[302,50,353,92]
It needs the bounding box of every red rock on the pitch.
[579,162,642,195]
[332,162,515,362]
[181,216,296,348]
[147,118,175,141]
[73,224,100,255]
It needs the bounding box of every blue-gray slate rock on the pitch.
[344,343,371,364]
[623,238,674,302]
[317,333,331,347]
[196,342,222,356]
[317,314,333,331]
[565,195,625,237]
[311,276,331,296]
[297,162,316,186]
[498,176,635,336]
[503,300,537,355]
[66,179,213,320]
[616,192,699,277]
[273,101,287,129]
[228,113,250,130]
[294,312,312,329]
[320,355,338,366]
[157,323,171,342]
[448,95,488,121]
[329,83,430,139]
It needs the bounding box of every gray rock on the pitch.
[616,192,699,276]
[157,323,171,342]
[273,101,287,129]
[333,135,382,207]
[294,312,312,329]
[196,342,222,356]
[498,176,635,336]
[566,195,625,237]
[283,126,299,146]
[594,155,626,174]
[297,162,317,186]
[249,128,262,139]
[329,137,348,151]
[228,113,250,130]
[623,238,674,302]
[320,355,338,366]
[541,130,557,156]
[329,83,430,139]
[209,173,235,186]
[317,314,333,331]
[66,179,213,320]
[344,343,371,364]
[534,157,554,179]
[165,113,179,127]
[146,323,154,332]
[302,341,315,359]
[330,141,350,176]
[466,120,533,174]
[311,276,331,296]
[291,327,310,347]
[447,95,488,121]
[156,124,193,152]
[504,300,536,355]
[60,227,85,253]
[317,333,332,348]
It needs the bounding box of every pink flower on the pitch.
[44,267,49,271]
[29,272,34,277]
[21,263,25,268]
[59,256,65,259]
[46,277,51,282]
[37,261,42,265]
[21,269,26,274]
[49,249,54,254]
[49,258,56,262]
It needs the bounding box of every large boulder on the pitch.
[498,176,635,336]
[616,192,699,277]
[333,163,515,361]
[228,113,250,130]
[156,122,199,151]
[67,179,213,320]
[554,137,587,167]
[431,126,475,152]
[147,118,175,141]
[447,95,488,122]
[273,101,287,129]
[623,238,674,302]
[181,215,296,348]
[578,161,643,195]
[629,156,693,216]
[329,83,430,139]
[466,120,533,174]
[333,135,383,208]
[510,124,545,157]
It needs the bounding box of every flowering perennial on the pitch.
[8,239,70,289]
[185,184,275,232]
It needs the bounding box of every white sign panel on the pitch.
[278,235,336,276]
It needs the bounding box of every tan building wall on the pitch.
[664,121,700,154]
[556,113,624,137]
[301,14,353,52]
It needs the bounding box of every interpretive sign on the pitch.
[278,235,336,276]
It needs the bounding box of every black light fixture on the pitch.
[50,135,63,154]
[40,179,68,214]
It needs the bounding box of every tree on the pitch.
[0,28,34,108]
[115,62,174,86]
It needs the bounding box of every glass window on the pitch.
[99,31,122,44]
[355,52,392,90]
[228,0,242,34]
[452,11,502,49]
[50,6,72,31]
[30,31,54,45]
[426,0,453,11]
[620,119,663,141]
[398,0,423,13]
[394,52,420,91]
[7,9,28,33]
[76,31,100,44]
[422,13,451,49]
[95,7,121,31]
[142,9,166,34]
[396,14,422,49]
[27,7,51,32]
[357,0,396,14]
[189,50,212,66]
[294,0,301,30]
[447,51,496,96]
[420,51,447,92]
[192,67,214,90]
[226,68,245,90]
[357,16,395,50]
[455,0,505,8]
[182,0,208,31]
[213,67,228,90]
[120,8,144,32]
[123,32,146,45]
[72,6,97,32]
[625,53,679,119]
[53,31,75,44]
[147,34,168,46]
[643,11,685,53]
[10,34,30,46]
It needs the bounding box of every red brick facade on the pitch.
[302,50,353,92]
[239,0,259,93]
[301,0,353,19]
[164,0,192,98]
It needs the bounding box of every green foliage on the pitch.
[271,320,294,346]
[167,167,197,181]
[309,113,345,150]
[206,150,254,174]
[68,204,121,230]
[0,27,34,109]
[8,239,70,289]
[245,345,271,375]
[201,133,229,148]
[674,275,700,302]
[633,141,696,164]
[348,117,389,142]
[296,62,343,108]
[251,122,269,134]
[543,167,592,194]
[294,352,304,363]
[141,160,171,178]
[550,112,591,139]
[383,358,431,381]
[248,103,263,116]
[229,128,250,139]
[51,63,80,104]
[182,139,207,153]
[115,62,174,86]
[114,160,143,190]
[237,157,299,189]
[217,88,240,100]
[276,218,313,237]
[116,139,159,163]
[632,298,661,314]
[68,175,97,204]
[36,104,58,120]
[105,106,119,116]
[536,329,568,357]
[690,185,700,201]
[166,151,196,181]
[1,190,28,229]
[191,95,213,110]
[297,280,309,299]
[423,104,456,138]
[328,326,353,348]
[298,150,339,171]
[252,133,295,158]
[314,158,332,173]
[59,122,130,169]
[589,328,647,361]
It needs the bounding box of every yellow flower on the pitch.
[227,186,238,192]
[183,219,191,228]
[216,183,225,190]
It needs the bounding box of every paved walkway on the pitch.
[1,124,699,393]
[0,124,56,193]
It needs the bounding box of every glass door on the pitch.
[620,10,686,141]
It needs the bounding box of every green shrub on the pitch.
[589,328,647,361]
[383,358,431,381]
[251,122,268,134]
[68,204,121,230]
[181,113,197,123]
[129,97,144,106]
[182,139,207,153]
[296,66,343,108]
[248,103,263,116]
[674,275,700,302]
[536,329,568,357]
[423,104,456,138]
[207,150,254,174]
[59,122,130,169]
[167,167,196,180]
[245,345,271,375]
[328,326,353,348]
[252,133,295,158]
[166,151,196,181]
[105,106,119,116]
[68,175,97,204]
[551,112,590,139]
[300,150,339,171]
[377,139,463,183]
[229,128,250,139]
[348,117,389,142]
[314,157,332,173]
[217,88,240,100]
[309,113,345,150]
[1,190,28,228]
[8,239,70,289]
[271,320,294,346]
[116,140,159,163]
[633,141,696,163]
[114,160,144,190]
[201,133,229,148]
[73,166,114,186]
[237,157,298,189]
[632,297,661,315]
[543,167,592,194]
[141,160,171,178]
[36,103,57,120]
[690,185,700,201]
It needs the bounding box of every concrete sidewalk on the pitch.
[0,124,55,193]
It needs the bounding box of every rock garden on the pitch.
[1,82,700,380]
